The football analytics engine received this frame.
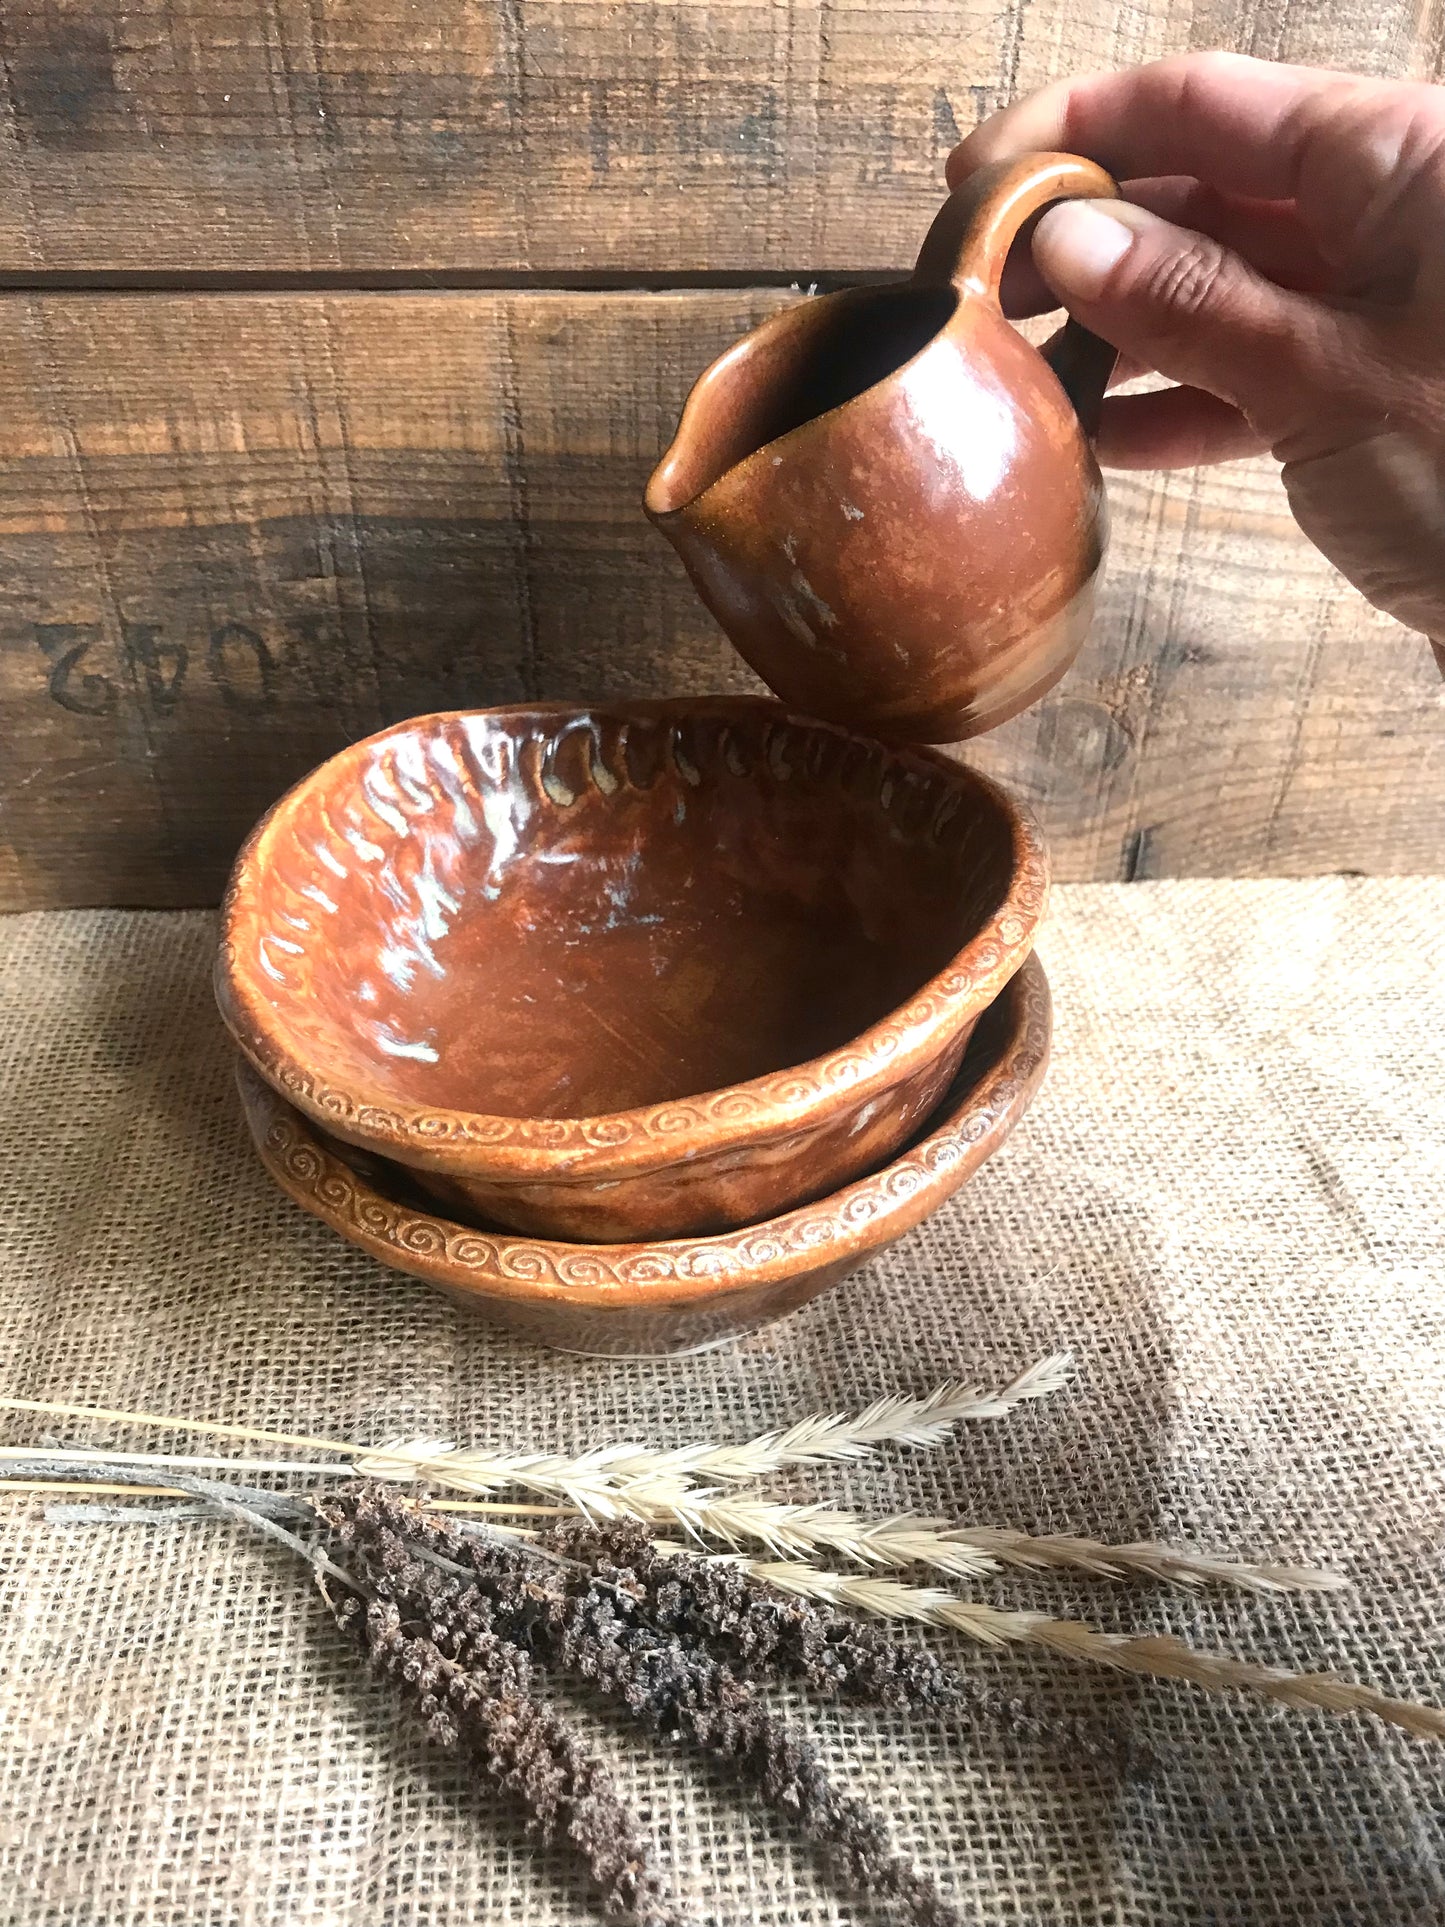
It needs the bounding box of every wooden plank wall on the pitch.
[0,0,1442,907]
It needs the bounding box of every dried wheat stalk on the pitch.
[4,1463,1344,1596]
[341,1356,1337,1595]
[351,1354,1073,1505]
[931,1527,1346,1595]
[350,1438,694,1514]
[609,1353,1077,1479]
[743,1560,1445,1740]
[0,1363,1343,1598]
[2,1359,1069,1496]
[635,1492,1341,1594]
[0,1393,347,1453]
[0,1451,1341,1595]
[656,1497,1327,1594]
[660,1495,1002,1579]
[345,1461,1342,1596]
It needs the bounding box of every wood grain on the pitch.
[0,0,1439,275]
[0,289,1439,909]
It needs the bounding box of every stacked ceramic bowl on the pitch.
[217,698,1051,1355]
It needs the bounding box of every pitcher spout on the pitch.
[645,284,948,528]
[644,315,806,524]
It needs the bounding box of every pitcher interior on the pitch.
[646,283,956,512]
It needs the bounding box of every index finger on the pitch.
[946,52,1365,203]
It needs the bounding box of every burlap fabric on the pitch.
[1,879,1442,1927]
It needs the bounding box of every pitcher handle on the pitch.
[912,152,1121,438]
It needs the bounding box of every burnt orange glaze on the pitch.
[236,953,1053,1357]
[216,698,1047,1241]
[645,154,1119,744]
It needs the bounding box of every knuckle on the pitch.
[1152,49,1249,98]
[1184,48,1248,82]
[1136,237,1231,321]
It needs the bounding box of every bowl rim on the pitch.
[217,696,1048,1180]
[237,953,1050,1308]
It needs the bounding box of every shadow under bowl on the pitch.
[217,697,1047,1242]
[236,953,1052,1357]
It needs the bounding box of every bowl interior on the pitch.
[228,704,1019,1121]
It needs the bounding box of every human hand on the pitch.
[947,52,1445,656]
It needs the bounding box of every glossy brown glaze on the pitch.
[216,698,1047,1240]
[236,954,1052,1356]
[645,154,1119,744]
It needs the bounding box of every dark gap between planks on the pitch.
[0,268,902,294]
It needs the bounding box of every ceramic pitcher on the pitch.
[645,153,1120,743]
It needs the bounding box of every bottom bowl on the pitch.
[237,954,1051,1357]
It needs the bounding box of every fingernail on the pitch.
[1033,201,1135,300]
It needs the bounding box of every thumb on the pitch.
[1031,199,1363,455]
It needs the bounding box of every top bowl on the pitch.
[216,698,1046,1240]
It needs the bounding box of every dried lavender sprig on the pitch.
[0,1443,343,1475]
[44,1499,217,1524]
[325,1488,961,1927]
[554,1566,960,1927]
[327,1503,1132,1772]
[545,1514,958,1705]
[536,1517,1134,1768]
[38,1473,1428,1743]
[14,1460,674,1923]
[329,1587,675,1925]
